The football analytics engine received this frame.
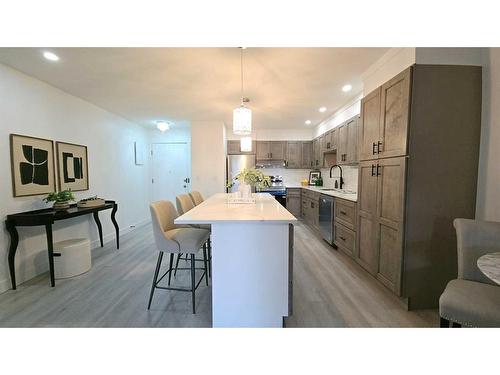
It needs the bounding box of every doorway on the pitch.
[151,143,191,203]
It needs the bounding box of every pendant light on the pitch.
[240,136,252,152]
[233,47,252,135]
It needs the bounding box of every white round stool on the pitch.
[53,238,91,279]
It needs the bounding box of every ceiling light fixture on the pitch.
[319,107,327,113]
[305,120,312,125]
[240,136,252,152]
[43,51,59,61]
[156,121,170,132]
[233,47,252,135]
[342,84,352,92]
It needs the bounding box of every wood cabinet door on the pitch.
[286,141,302,168]
[269,141,285,159]
[227,140,240,154]
[375,156,406,295]
[379,67,411,159]
[359,87,382,161]
[301,141,313,168]
[355,161,379,275]
[256,141,270,160]
[312,138,319,168]
[286,195,301,217]
[338,123,348,164]
[346,117,359,163]
[330,128,338,151]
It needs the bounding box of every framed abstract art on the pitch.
[56,141,89,191]
[10,133,56,197]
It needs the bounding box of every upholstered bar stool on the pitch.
[176,194,212,277]
[189,191,204,206]
[148,200,210,314]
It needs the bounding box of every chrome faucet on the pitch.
[329,164,344,190]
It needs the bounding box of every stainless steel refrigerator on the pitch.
[226,154,256,193]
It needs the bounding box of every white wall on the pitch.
[191,121,226,198]
[415,47,484,66]
[313,95,362,138]
[476,48,500,221]
[361,48,416,95]
[0,63,151,293]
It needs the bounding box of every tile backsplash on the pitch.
[320,165,358,192]
[261,166,358,192]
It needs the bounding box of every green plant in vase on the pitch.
[44,190,76,211]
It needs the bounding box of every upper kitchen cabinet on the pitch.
[359,67,411,161]
[256,141,271,160]
[359,87,382,161]
[379,68,411,159]
[312,137,321,168]
[285,141,302,168]
[227,140,256,155]
[322,129,337,153]
[269,141,286,160]
[338,116,359,165]
[301,141,313,168]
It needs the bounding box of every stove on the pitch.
[258,175,287,207]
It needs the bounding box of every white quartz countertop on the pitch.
[175,193,298,224]
[285,185,358,202]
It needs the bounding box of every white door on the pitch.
[151,143,191,203]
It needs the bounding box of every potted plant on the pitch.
[44,190,76,211]
[227,168,271,199]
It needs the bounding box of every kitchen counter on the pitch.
[175,192,295,328]
[285,185,358,202]
[175,193,297,224]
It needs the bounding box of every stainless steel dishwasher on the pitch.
[319,194,335,245]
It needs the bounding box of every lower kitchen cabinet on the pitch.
[286,188,301,217]
[355,157,406,295]
[334,222,356,257]
[301,189,320,230]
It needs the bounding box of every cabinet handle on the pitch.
[311,202,314,208]
[339,236,346,241]
[377,141,383,154]
[372,142,377,154]
[376,164,381,176]
[340,210,347,215]
[327,142,330,149]
[371,164,376,176]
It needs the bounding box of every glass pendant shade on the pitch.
[240,136,252,152]
[233,105,252,135]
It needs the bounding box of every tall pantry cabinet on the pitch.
[356,64,482,309]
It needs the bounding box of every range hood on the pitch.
[255,159,286,169]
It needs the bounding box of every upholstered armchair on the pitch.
[439,218,500,327]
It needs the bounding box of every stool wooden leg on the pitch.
[191,254,196,314]
[148,252,163,310]
[168,253,174,286]
[203,244,209,286]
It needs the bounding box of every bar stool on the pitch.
[176,194,212,277]
[189,191,204,206]
[148,200,210,314]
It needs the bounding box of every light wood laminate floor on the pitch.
[0,221,438,327]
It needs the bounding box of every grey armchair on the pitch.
[439,218,500,327]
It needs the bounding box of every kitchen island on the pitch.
[175,193,297,328]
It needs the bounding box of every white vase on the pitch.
[238,183,252,199]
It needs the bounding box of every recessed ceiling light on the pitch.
[156,121,170,132]
[43,51,59,61]
[342,84,352,92]
[305,120,312,125]
[319,107,327,113]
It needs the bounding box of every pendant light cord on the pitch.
[240,47,244,106]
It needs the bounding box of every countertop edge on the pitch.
[285,185,358,202]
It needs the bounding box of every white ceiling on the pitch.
[0,48,388,129]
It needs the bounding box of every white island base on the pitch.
[212,222,292,327]
[175,193,296,328]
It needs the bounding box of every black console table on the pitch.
[5,200,119,289]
